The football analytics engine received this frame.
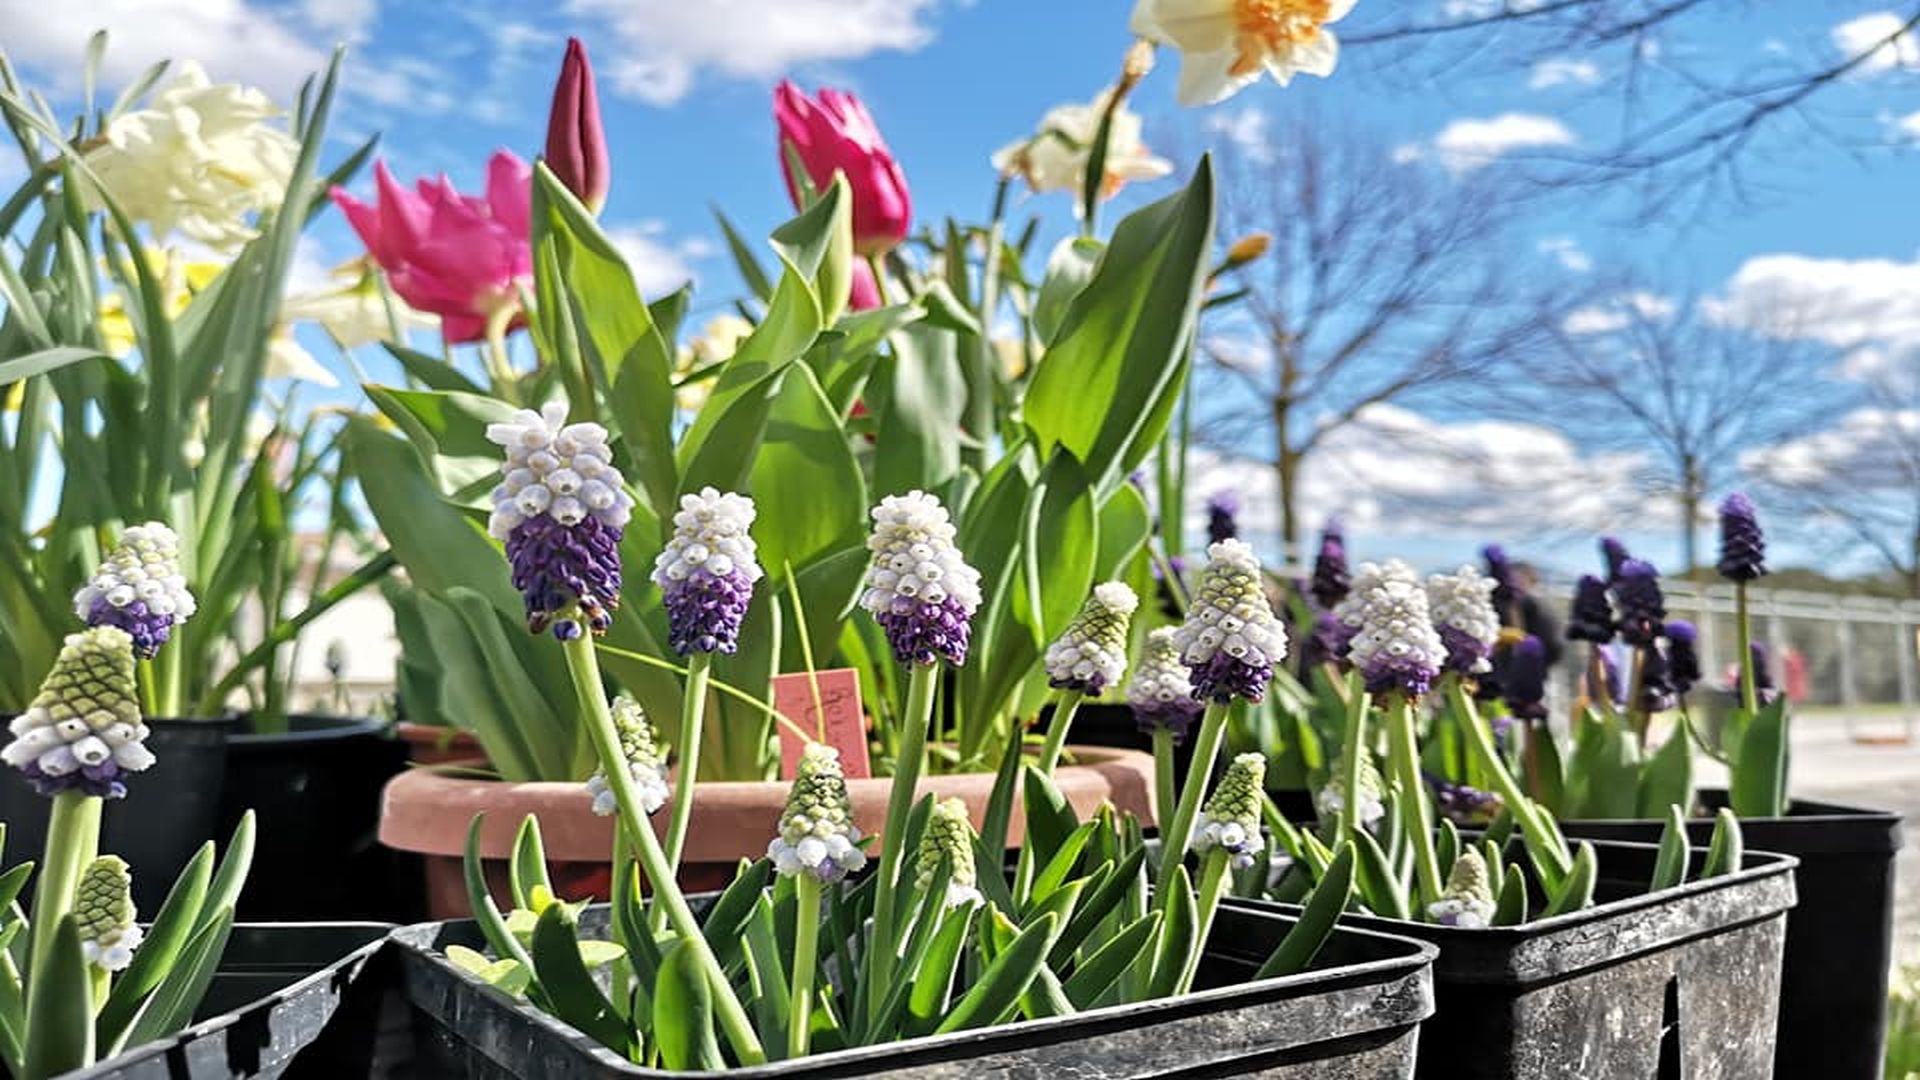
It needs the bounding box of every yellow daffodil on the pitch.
[1130,0,1355,106]
[96,250,223,358]
[675,314,754,413]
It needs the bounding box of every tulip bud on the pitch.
[1223,232,1271,270]
[545,38,610,213]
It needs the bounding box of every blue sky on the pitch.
[4,0,1918,580]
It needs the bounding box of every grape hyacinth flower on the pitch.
[1044,582,1139,694]
[1639,641,1677,714]
[1299,611,1347,671]
[1428,850,1497,928]
[1347,560,1446,698]
[913,797,981,908]
[1665,620,1701,697]
[1567,574,1615,644]
[1126,627,1203,742]
[586,696,668,818]
[1612,559,1666,648]
[3,628,153,798]
[1428,774,1503,826]
[1502,635,1549,721]
[1427,566,1501,676]
[1316,748,1385,830]
[1205,491,1240,545]
[72,522,196,659]
[1192,752,1265,870]
[1310,517,1351,610]
[1716,493,1768,582]
[1600,536,1632,583]
[1173,540,1289,704]
[75,855,143,971]
[859,491,982,668]
[1331,559,1413,657]
[1589,647,1625,704]
[1482,544,1518,621]
[768,743,867,884]
[652,488,764,655]
[486,403,634,640]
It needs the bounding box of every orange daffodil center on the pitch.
[1131,0,1354,106]
[1231,0,1334,77]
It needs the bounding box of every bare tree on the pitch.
[1193,119,1579,560]
[1512,286,1852,572]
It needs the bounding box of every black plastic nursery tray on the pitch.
[395,899,1437,1079]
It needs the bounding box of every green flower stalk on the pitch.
[1038,581,1138,772]
[585,696,667,818]
[915,797,981,908]
[1178,751,1266,994]
[1428,850,1496,928]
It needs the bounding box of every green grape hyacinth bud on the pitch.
[1428,850,1497,928]
[769,743,867,883]
[914,797,981,908]
[1193,752,1266,869]
[2,627,152,798]
[76,855,143,971]
[586,695,669,817]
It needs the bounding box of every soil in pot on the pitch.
[380,746,1160,920]
[1560,789,1902,1080]
[0,716,237,914]
[394,896,1437,1078]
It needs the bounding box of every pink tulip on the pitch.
[545,38,609,212]
[330,151,533,343]
[848,258,881,311]
[774,81,911,256]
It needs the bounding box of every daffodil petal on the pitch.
[1176,46,1259,106]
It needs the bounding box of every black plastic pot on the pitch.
[1235,837,1797,1079]
[395,898,1437,1078]
[1560,790,1902,1080]
[217,714,417,923]
[0,717,237,913]
[1058,702,1197,781]
[60,922,395,1080]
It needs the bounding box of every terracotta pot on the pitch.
[380,746,1158,919]
[395,721,486,765]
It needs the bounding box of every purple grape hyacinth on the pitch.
[1716,492,1768,582]
[1427,566,1500,675]
[1205,491,1241,545]
[1347,560,1445,698]
[3,628,153,799]
[1173,540,1288,704]
[1310,517,1351,610]
[1600,536,1631,583]
[486,403,635,640]
[860,492,982,667]
[1612,559,1666,647]
[1567,574,1615,643]
[73,523,195,659]
[1502,634,1548,721]
[1482,544,1518,618]
[651,487,763,655]
[1665,620,1701,696]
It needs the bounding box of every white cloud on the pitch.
[607,221,711,296]
[1744,407,1919,486]
[568,0,945,105]
[300,0,376,42]
[1833,11,1920,76]
[1431,113,1576,173]
[1528,58,1601,89]
[1706,253,1920,349]
[1896,110,1920,140]
[1538,235,1593,273]
[1563,291,1674,335]
[1205,107,1274,164]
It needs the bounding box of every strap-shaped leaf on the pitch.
[194,812,255,936]
[125,906,233,1048]
[1051,848,1143,966]
[1147,866,1197,999]
[1062,911,1161,1008]
[96,842,214,1052]
[462,815,538,991]
[1638,713,1697,819]
[1021,766,1080,871]
[704,857,773,970]
[509,815,552,912]
[1492,863,1530,927]
[1020,965,1076,1021]
[530,902,628,1054]
[23,916,90,1078]
[905,902,977,1036]
[743,894,789,1047]
[1650,804,1691,891]
[1730,697,1790,818]
[933,912,1058,1035]
[1025,821,1095,912]
[1702,808,1745,879]
[653,940,723,1070]
[1540,841,1598,918]
[979,736,1024,863]
[1257,842,1355,979]
[1352,828,1410,920]
[863,866,951,1042]
[0,863,33,915]
[1435,819,1460,881]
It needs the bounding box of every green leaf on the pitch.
[1148,866,1197,999]
[704,857,774,970]
[1540,841,1598,918]
[125,906,234,1047]
[1093,480,1151,579]
[1021,767,1079,867]
[713,208,774,304]
[1032,237,1104,346]
[906,903,976,1035]
[1257,842,1355,978]
[749,363,866,574]
[0,864,30,914]
[654,939,725,1070]
[344,419,517,608]
[678,272,822,477]
[933,912,1058,1035]
[1730,696,1790,818]
[197,811,254,935]
[869,325,967,499]
[530,902,628,1053]
[463,816,538,980]
[1702,807,1745,879]
[1492,863,1530,927]
[1025,822,1095,911]
[1650,803,1690,892]
[1565,708,1642,819]
[1352,827,1411,920]
[1637,714,1697,819]
[23,917,90,1078]
[382,342,484,393]
[1013,448,1097,651]
[96,842,214,1051]
[1062,911,1161,1008]
[769,174,851,327]
[1050,844,1146,966]
[509,816,552,911]
[0,346,103,385]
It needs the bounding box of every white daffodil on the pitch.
[279,260,432,350]
[84,62,299,252]
[992,88,1173,204]
[1130,0,1356,107]
[264,332,340,387]
[674,314,754,413]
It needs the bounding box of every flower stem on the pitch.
[866,662,937,1020]
[1384,692,1443,908]
[865,253,891,307]
[663,652,713,873]
[29,792,100,980]
[1176,849,1231,995]
[1035,690,1084,774]
[1155,701,1229,900]
[482,304,517,397]
[560,635,765,1065]
[1150,727,1177,831]
[1335,669,1368,846]
[787,875,822,1060]
[1625,646,1649,750]
[1736,583,1757,715]
[1447,679,1572,881]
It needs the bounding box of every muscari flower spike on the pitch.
[1482,544,1518,618]
[1567,574,1615,644]
[1502,634,1549,721]
[1428,849,1496,928]
[1174,539,1288,704]
[1045,582,1139,694]
[652,487,763,655]
[1640,640,1677,714]
[586,695,669,817]
[1427,565,1501,675]
[2,627,153,798]
[1346,560,1446,698]
[486,403,634,640]
[1299,611,1347,670]
[1205,490,1240,545]
[1316,747,1385,830]
[1126,627,1204,742]
[75,855,143,972]
[1310,517,1351,610]
[768,743,867,884]
[1600,536,1631,583]
[914,797,981,908]
[1665,620,1701,696]
[1612,559,1666,648]
[73,522,196,659]
[859,491,983,667]
[1192,752,1266,870]
[1590,646,1625,704]
[1428,772,1503,826]
[1717,492,1768,583]
[1329,559,1409,660]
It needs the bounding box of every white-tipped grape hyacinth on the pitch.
[75,855,143,971]
[860,491,983,667]
[485,402,634,639]
[769,744,868,884]
[1192,752,1267,870]
[586,696,669,817]
[1316,747,1386,830]
[72,522,196,659]
[1126,627,1204,741]
[1429,850,1497,928]
[1044,582,1139,694]
[651,487,764,655]
[2,628,152,799]
[1345,560,1447,698]
[1426,565,1501,675]
[914,797,982,908]
[1172,539,1288,703]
